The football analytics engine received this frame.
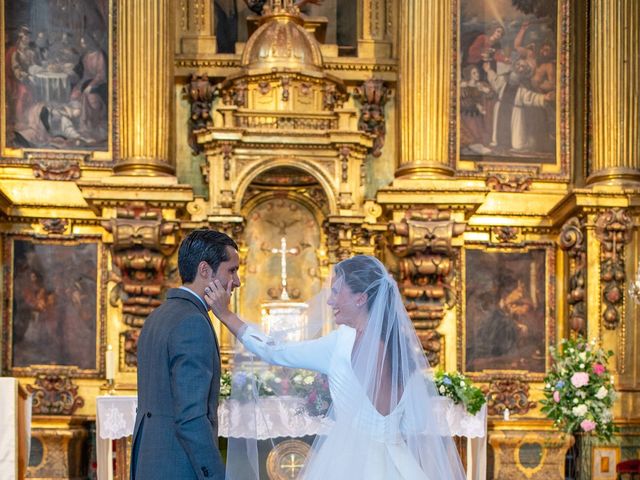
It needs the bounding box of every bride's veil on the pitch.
[224,255,466,479]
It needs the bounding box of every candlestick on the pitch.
[106,345,115,381]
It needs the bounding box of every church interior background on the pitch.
[1,0,639,478]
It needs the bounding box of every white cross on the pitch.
[271,237,299,300]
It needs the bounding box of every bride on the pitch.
[205,255,466,479]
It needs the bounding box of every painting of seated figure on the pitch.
[3,237,105,377]
[464,247,551,376]
[3,0,110,152]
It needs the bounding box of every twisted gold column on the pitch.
[115,0,174,175]
[395,0,453,178]
[587,0,640,185]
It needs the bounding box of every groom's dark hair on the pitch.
[178,229,238,283]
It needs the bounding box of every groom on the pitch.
[130,229,240,480]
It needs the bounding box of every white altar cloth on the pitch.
[96,395,487,480]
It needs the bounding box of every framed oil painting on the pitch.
[2,236,106,377]
[461,246,554,379]
[454,0,570,179]
[1,0,113,161]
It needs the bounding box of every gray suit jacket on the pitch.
[130,288,225,480]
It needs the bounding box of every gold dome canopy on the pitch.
[241,2,323,74]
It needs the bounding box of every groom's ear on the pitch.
[198,261,212,279]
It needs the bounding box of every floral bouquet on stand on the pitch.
[220,367,331,417]
[434,370,486,415]
[540,337,616,442]
[291,370,331,417]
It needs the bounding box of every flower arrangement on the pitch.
[291,371,331,417]
[220,367,331,417]
[540,337,616,442]
[434,370,486,415]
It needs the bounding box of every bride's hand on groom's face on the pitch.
[204,279,232,319]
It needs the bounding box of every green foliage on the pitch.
[219,367,331,417]
[540,337,617,442]
[434,370,486,415]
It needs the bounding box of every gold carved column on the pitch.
[395,0,452,178]
[587,0,640,184]
[115,0,174,175]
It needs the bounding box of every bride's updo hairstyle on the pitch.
[333,255,385,311]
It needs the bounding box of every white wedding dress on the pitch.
[239,324,438,480]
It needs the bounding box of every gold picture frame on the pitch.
[458,243,556,382]
[452,0,573,181]
[1,0,115,164]
[2,234,107,378]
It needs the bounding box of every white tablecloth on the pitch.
[96,396,487,480]
[96,396,138,480]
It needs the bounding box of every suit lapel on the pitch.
[167,288,221,356]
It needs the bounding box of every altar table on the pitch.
[96,395,486,480]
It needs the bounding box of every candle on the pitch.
[106,345,115,381]
[503,408,510,421]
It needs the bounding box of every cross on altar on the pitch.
[281,453,304,477]
[271,237,299,300]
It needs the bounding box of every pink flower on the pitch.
[553,391,561,403]
[571,372,590,388]
[580,419,597,432]
[592,363,606,375]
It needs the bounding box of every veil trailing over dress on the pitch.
[224,255,466,480]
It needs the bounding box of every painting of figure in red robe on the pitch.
[3,0,109,150]
[9,239,98,371]
[459,0,558,163]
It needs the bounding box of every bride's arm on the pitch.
[205,279,336,373]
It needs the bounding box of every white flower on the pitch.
[546,383,551,389]
[573,398,579,404]
[595,386,608,400]
[439,385,446,395]
[304,376,314,385]
[579,363,585,369]
[572,404,588,417]
[579,352,587,362]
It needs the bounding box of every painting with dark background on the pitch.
[213,0,357,55]
[465,248,547,373]
[10,239,98,369]
[459,0,557,163]
[3,0,109,150]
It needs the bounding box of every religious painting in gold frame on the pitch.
[459,244,555,381]
[453,0,571,180]
[2,235,107,378]
[0,0,115,164]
